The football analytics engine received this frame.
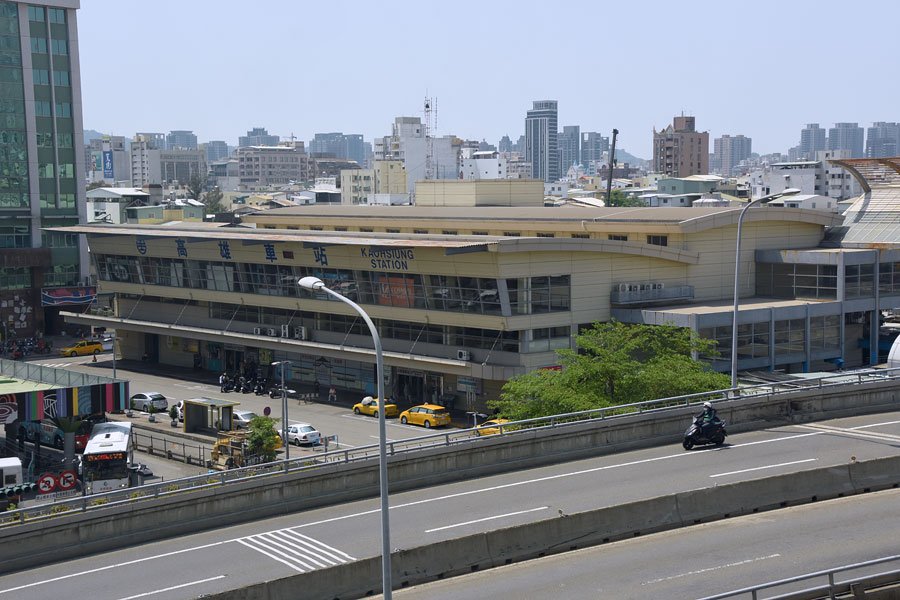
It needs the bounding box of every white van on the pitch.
[0,457,23,487]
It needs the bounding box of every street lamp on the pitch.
[270,360,292,461]
[730,188,801,389]
[297,275,392,599]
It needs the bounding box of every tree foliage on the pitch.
[488,322,729,421]
[202,186,227,214]
[606,189,644,207]
[186,173,204,202]
[246,416,280,462]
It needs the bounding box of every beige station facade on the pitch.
[58,194,900,412]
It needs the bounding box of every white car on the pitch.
[286,423,320,446]
[130,392,168,412]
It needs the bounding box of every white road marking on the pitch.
[115,576,226,599]
[426,507,549,533]
[710,458,818,478]
[797,423,900,443]
[237,529,355,572]
[643,553,781,585]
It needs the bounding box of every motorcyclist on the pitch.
[697,401,720,437]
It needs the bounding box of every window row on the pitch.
[95,255,572,316]
[0,267,30,289]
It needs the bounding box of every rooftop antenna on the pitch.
[424,95,435,180]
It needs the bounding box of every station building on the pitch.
[56,159,900,412]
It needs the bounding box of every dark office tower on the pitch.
[0,1,87,336]
[309,132,366,165]
[166,130,198,150]
[581,132,609,174]
[865,122,900,158]
[205,140,229,162]
[498,135,512,153]
[798,124,827,159]
[525,100,558,182]
[827,123,864,158]
[558,125,581,175]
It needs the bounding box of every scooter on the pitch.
[254,379,267,396]
[682,416,727,450]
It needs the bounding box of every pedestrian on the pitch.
[328,386,337,403]
[314,380,320,396]
[219,373,226,392]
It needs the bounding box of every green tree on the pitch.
[202,186,227,214]
[186,173,204,202]
[488,322,729,420]
[246,416,280,462]
[606,189,644,207]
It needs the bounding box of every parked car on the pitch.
[352,396,399,418]
[286,423,321,446]
[232,410,258,429]
[399,404,452,429]
[475,418,510,437]
[130,392,168,412]
[59,340,103,357]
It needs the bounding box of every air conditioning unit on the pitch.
[628,284,640,292]
[294,326,307,340]
[266,328,277,337]
[253,327,262,335]
[617,283,629,292]
[457,349,471,361]
[281,324,290,337]
[652,283,665,290]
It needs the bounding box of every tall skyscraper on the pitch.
[581,132,609,174]
[712,134,752,176]
[652,115,709,177]
[525,100,558,182]
[498,135,513,153]
[166,130,198,151]
[828,123,864,158]
[798,124,827,159]
[0,0,87,337]
[865,122,900,158]
[558,125,581,176]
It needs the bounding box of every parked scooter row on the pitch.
[220,373,268,395]
[1,337,52,359]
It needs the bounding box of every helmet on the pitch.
[703,402,712,409]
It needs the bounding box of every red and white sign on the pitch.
[37,473,58,493]
[58,470,77,490]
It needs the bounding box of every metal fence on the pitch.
[0,357,114,387]
[698,554,900,599]
[3,366,900,528]
[131,430,211,467]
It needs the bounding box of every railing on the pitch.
[610,284,694,305]
[2,366,900,527]
[0,357,116,387]
[698,554,900,599]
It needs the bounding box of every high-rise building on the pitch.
[135,132,165,150]
[581,131,609,175]
[86,136,129,185]
[498,135,512,153]
[130,134,162,187]
[374,117,456,194]
[798,124,827,160]
[204,140,229,163]
[238,127,279,148]
[159,149,205,186]
[652,115,709,177]
[865,122,900,158]
[711,134,752,176]
[0,0,87,336]
[166,130,198,151]
[309,132,366,165]
[237,143,308,190]
[525,100,558,182]
[828,123,864,158]
[558,125,581,175]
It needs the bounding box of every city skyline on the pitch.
[78,1,900,159]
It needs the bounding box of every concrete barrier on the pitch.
[0,380,898,576]
[199,456,900,600]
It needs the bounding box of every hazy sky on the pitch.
[78,0,900,159]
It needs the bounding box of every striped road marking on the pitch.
[236,529,355,573]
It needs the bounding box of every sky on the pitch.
[77,0,900,160]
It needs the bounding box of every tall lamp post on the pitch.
[270,360,292,461]
[297,276,392,599]
[731,188,801,389]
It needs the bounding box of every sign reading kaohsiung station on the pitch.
[360,248,415,271]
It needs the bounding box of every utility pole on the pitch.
[605,128,619,207]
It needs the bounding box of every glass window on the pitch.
[30,37,47,53]
[28,6,45,21]
[0,223,30,248]
[647,235,668,246]
[54,101,70,117]
[43,263,78,286]
[608,234,627,241]
[34,100,51,116]
[32,69,49,85]
[50,39,66,55]
[48,8,65,24]
[58,193,75,208]
[52,70,68,86]
[0,267,31,289]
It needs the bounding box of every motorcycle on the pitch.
[240,378,253,394]
[269,385,296,399]
[682,416,727,450]
[254,379,267,396]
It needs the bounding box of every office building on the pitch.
[205,140,229,163]
[238,127,279,148]
[653,115,709,177]
[374,117,456,194]
[557,125,581,177]
[237,143,308,190]
[459,149,509,180]
[0,0,88,337]
[525,100,558,182]
[309,132,366,165]
[166,130,198,151]
[866,122,900,158]
[711,134,752,176]
[339,160,408,205]
[87,135,129,185]
[130,134,162,187]
[798,124,827,160]
[135,131,165,150]
[160,149,205,186]
[581,132,609,175]
[828,123,864,158]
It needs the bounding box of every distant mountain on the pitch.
[83,129,106,145]
[615,149,648,169]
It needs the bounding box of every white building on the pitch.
[748,150,862,201]
[459,150,509,180]
[85,188,150,224]
[374,117,456,195]
[130,135,162,187]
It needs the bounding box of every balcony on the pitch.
[610,284,694,306]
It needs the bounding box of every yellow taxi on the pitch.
[59,340,104,357]
[352,396,399,418]
[398,404,452,429]
[475,418,511,436]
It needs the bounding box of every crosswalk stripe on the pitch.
[236,529,355,573]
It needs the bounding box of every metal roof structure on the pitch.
[824,157,900,248]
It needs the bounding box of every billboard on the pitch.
[41,286,97,306]
[102,150,113,179]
